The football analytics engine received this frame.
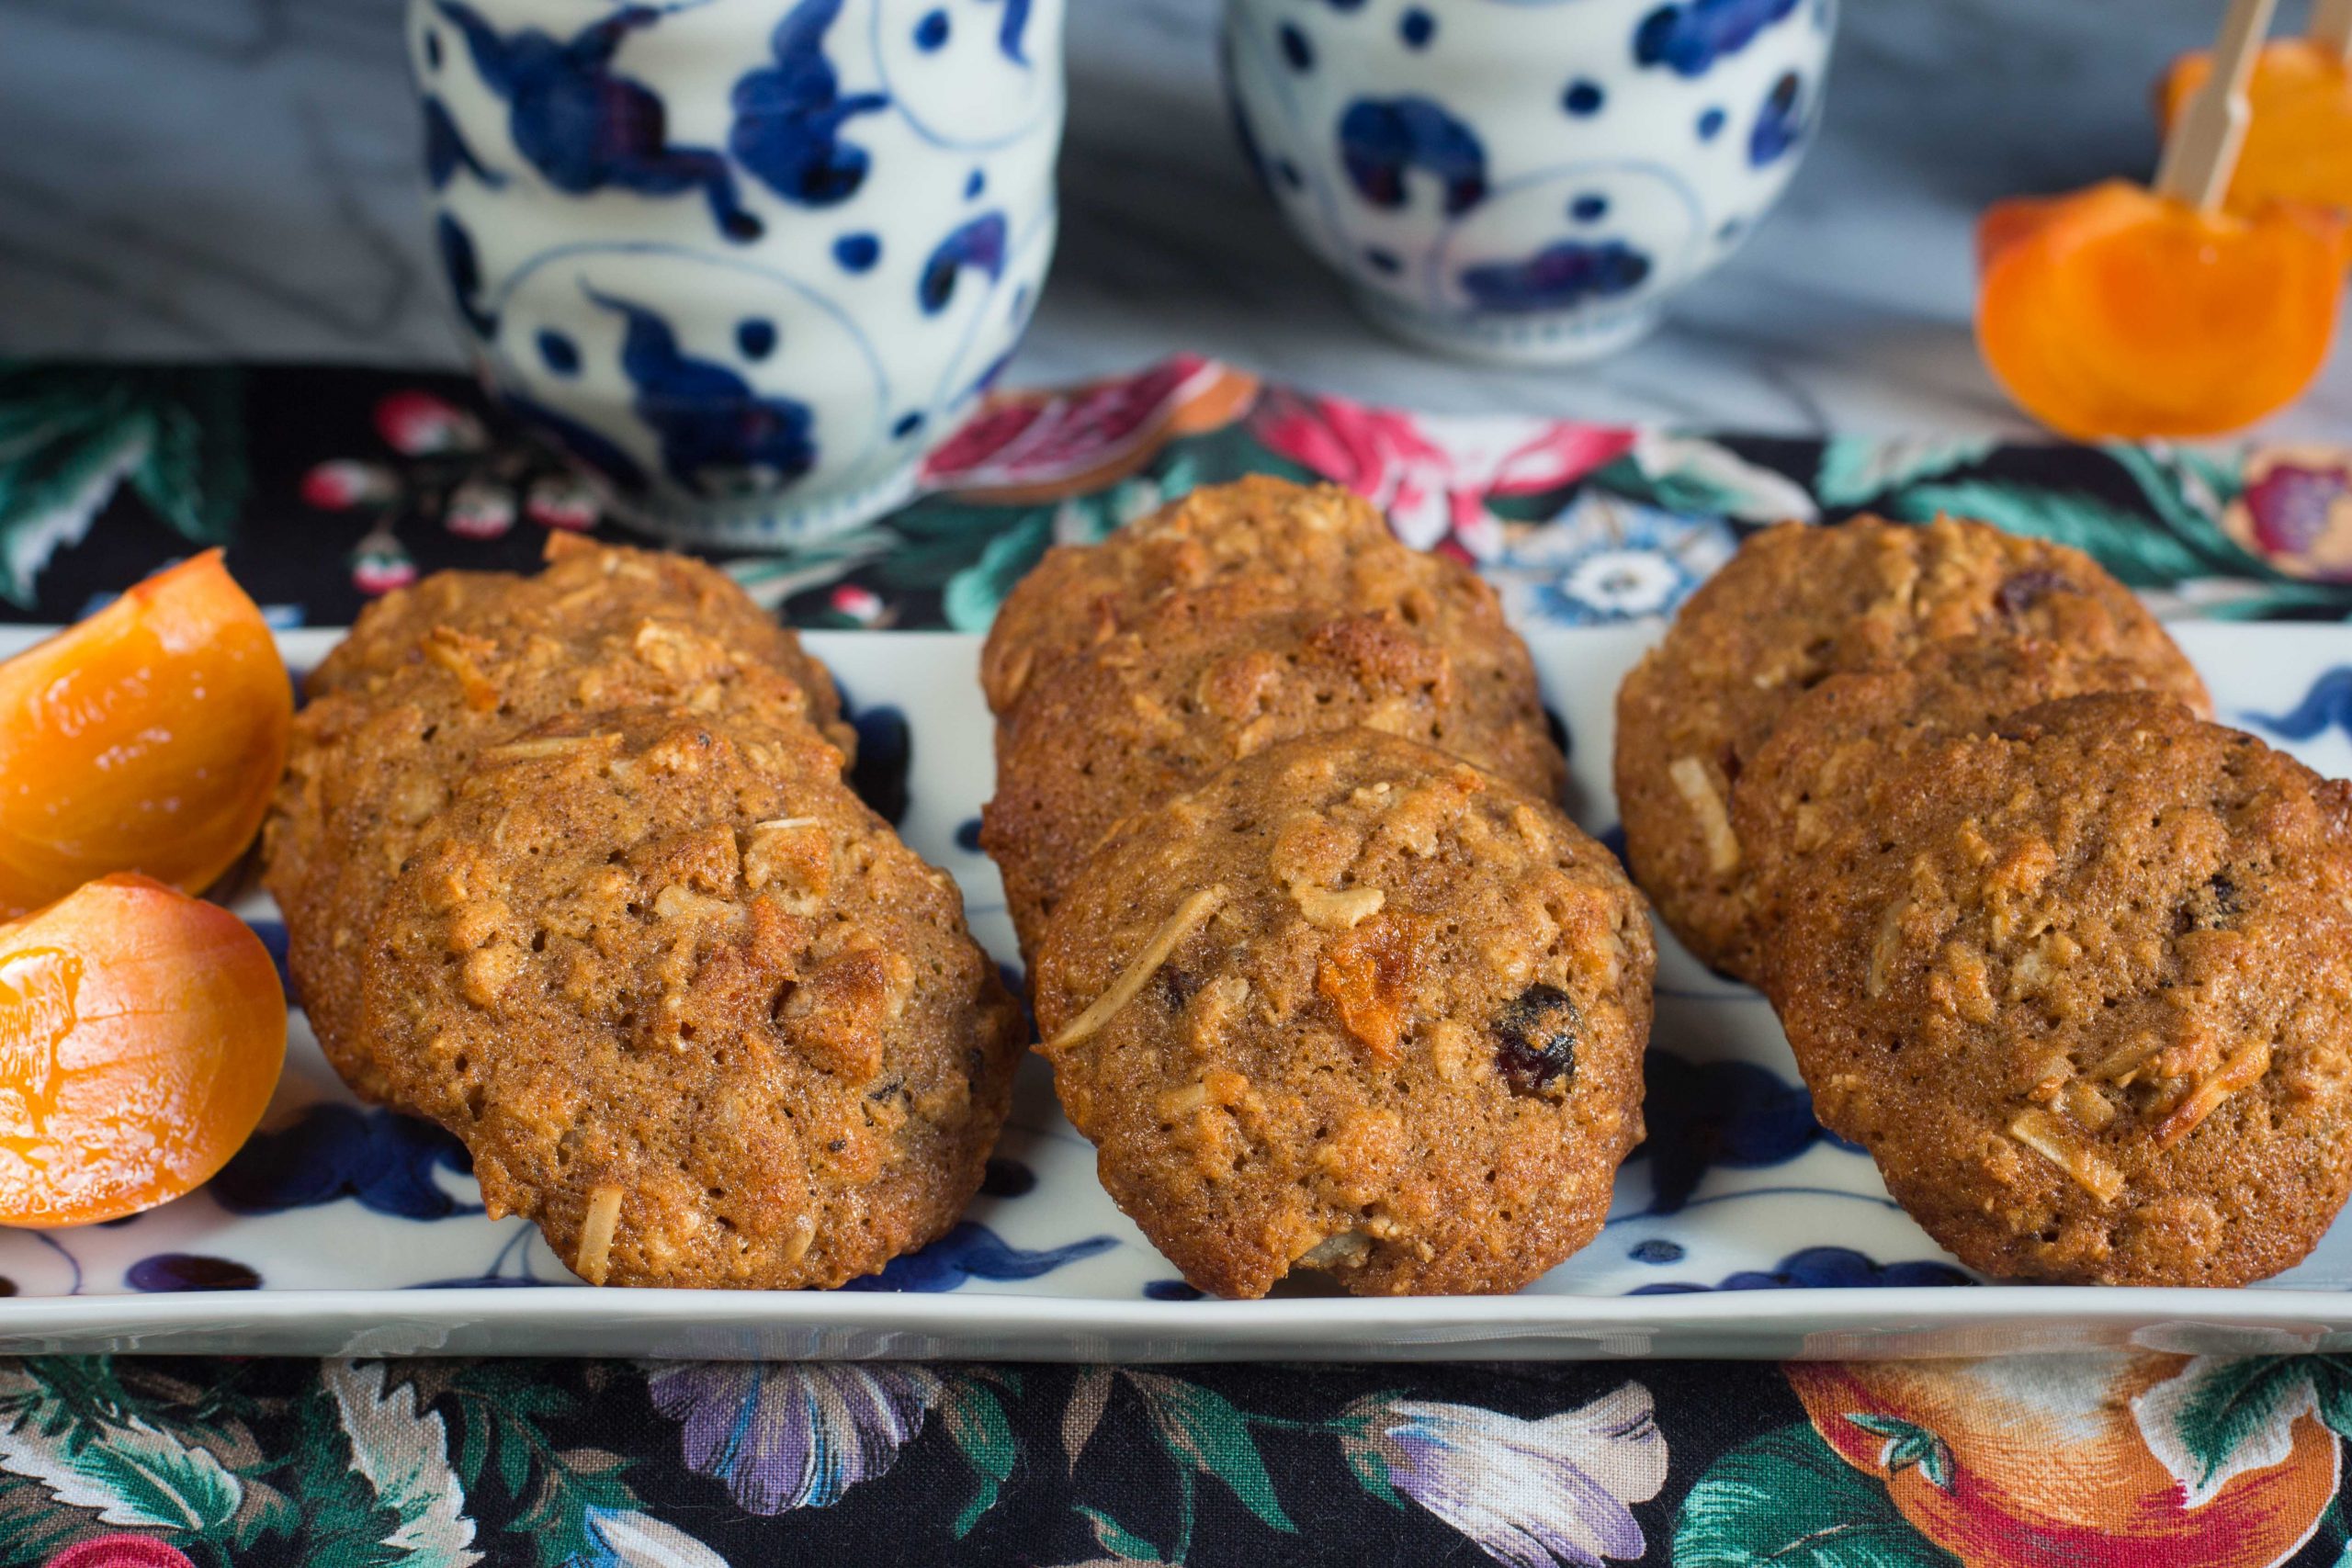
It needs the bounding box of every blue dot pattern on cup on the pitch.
[411,0,1066,544]
[1222,0,1831,362]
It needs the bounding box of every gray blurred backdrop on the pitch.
[2,0,2342,435]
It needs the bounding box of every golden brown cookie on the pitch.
[1731,637,2209,970]
[361,705,1023,1289]
[1613,515,2206,981]
[1032,730,1654,1298]
[1766,693,2352,1286]
[982,604,1565,961]
[266,542,849,1097]
[979,476,1516,718]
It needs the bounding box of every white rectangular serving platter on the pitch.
[2,621,2350,1361]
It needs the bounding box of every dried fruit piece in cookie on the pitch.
[1767,693,2352,1286]
[1032,729,1654,1299]
[1612,513,2205,982]
[979,476,1516,717]
[361,706,1023,1289]
[983,604,1564,961]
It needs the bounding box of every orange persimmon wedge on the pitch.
[0,874,285,1225]
[2162,40,2352,215]
[0,551,290,916]
[1976,179,2349,440]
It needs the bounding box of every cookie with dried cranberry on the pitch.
[360,705,1023,1289]
[1766,692,2352,1286]
[1613,515,2206,981]
[983,604,1565,960]
[266,541,849,1099]
[979,476,1519,718]
[1031,729,1653,1298]
[1732,637,2208,967]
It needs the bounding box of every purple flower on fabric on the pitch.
[1338,1383,1668,1567]
[644,1362,944,1513]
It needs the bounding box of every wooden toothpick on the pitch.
[2155,0,2281,209]
[2313,0,2352,61]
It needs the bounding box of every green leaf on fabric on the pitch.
[434,1367,620,1568]
[1675,1422,1959,1568]
[2130,1356,2324,1506]
[1125,1373,1295,1535]
[0,1360,243,1543]
[1841,1413,1953,1493]
[943,512,1053,632]
[1599,436,1819,524]
[0,365,249,607]
[1077,1505,1165,1563]
[1884,480,2225,587]
[944,1380,1017,1539]
[323,1361,481,1568]
[1815,436,1996,508]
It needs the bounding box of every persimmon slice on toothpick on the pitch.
[2161,24,2352,213]
[0,874,286,1226]
[1976,180,2346,439]
[0,550,291,915]
[1978,0,2349,439]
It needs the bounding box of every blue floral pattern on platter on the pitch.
[412,0,1066,546]
[1,623,2340,1309]
[1222,0,1837,363]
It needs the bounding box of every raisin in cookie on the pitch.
[980,476,1518,718]
[1732,637,2202,971]
[1613,515,2205,981]
[1767,693,2352,1286]
[983,604,1565,961]
[361,706,1023,1289]
[1032,729,1653,1298]
[266,542,848,1098]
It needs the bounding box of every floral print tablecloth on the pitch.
[4,358,2352,1568]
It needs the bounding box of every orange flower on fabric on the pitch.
[1976,180,2349,439]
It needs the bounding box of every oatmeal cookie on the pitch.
[983,604,1565,959]
[979,476,1518,718]
[1732,637,2205,969]
[266,542,848,1096]
[361,705,1023,1289]
[1766,693,2352,1286]
[1613,515,2205,980]
[1031,729,1654,1298]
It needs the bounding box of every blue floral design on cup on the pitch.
[1223,0,1835,363]
[411,0,1066,546]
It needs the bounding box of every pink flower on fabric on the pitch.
[374,390,487,457]
[1252,389,1634,558]
[300,460,395,509]
[43,1538,196,1568]
[1338,1383,1668,1568]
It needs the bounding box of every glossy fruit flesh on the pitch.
[2163,41,2352,215]
[1977,181,2347,439]
[0,874,286,1226]
[0,550,292,916]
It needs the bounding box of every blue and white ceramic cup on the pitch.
[410,0,1064,546]
[1224,0,1836,364]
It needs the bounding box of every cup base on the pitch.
[594,452,924,553]
[1347,288,1664,367]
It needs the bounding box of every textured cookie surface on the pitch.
[983,604,1566,958]
[1732,637,2202,963]
[266,541,850,1097]
[362,706,1023,1290]
[980,477,1515,717]
[1032,730,1654,1299]
[1767,693,2352,1286]
[1613,515,2206,980]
